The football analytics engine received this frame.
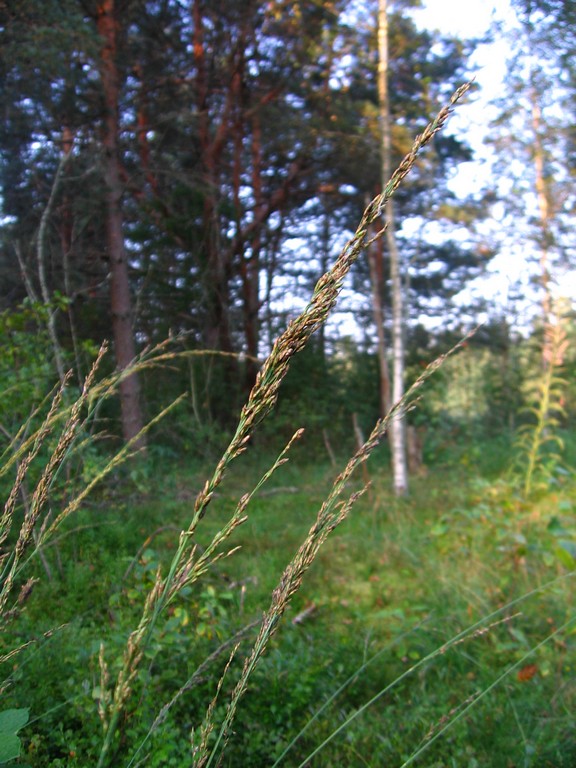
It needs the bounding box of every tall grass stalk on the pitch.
[193,334,471,768]
[99,83,470,767]
[93,83,474,766]
[0,339,188,660]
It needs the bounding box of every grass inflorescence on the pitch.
[2,81,575,767]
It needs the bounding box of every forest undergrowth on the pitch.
[2,442,576,767]
[0,84,575,768]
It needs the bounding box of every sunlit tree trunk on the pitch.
[244,111,264,390]
[530,81,553,341]
[96,0,145,448]
[366,200,391,417]
[378,0,408,495]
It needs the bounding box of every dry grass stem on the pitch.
[0,338,191,676]
[196,328,474,767]
[182,83,472,768]
[0,75,472,760]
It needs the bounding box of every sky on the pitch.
[410,0,518,320]
[407,0,576,326]
[411,0,513,194]
[324,0,525,340]
[411,0,500,38]
[307,0,573,342]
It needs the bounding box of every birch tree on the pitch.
[378,0,408,495]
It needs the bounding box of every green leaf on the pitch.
[558,539,576,556]
[509,626,530,647]
[0,710,28,734]
[547,517,568,536]
[0,733,22,763]
[430,522,449,536]
[0,707,29,762]
[554,541,576,569]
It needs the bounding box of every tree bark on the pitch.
[378,0,408,495]
[530,82,553,335]
[367,205,391,417]
[243,111,264,391]
[193,0,235,361]
[96,0,145,448]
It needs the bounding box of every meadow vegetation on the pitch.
[0,91,575,767]
[2,429,575,767]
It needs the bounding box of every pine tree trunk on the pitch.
[378,0,408,495]
[193,0,236,398]
[97,0,145,448]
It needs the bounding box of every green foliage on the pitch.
[405,322,524,437]
[0,708,29,764]
[1,449,575,767]
[261,339,379,457]
[3,299,572,768]
[0,301,57,433]
[431,474,575,571]
[0,276,572,768]
[511,315,570,498]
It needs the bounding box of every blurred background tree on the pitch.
[0,0,573,480]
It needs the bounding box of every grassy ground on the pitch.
[1,436,575,767]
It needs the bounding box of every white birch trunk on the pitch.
[379,0,408,495]
[366,194,392,417]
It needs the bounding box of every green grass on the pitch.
[1,83,574,765]
[2,444,575,767]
